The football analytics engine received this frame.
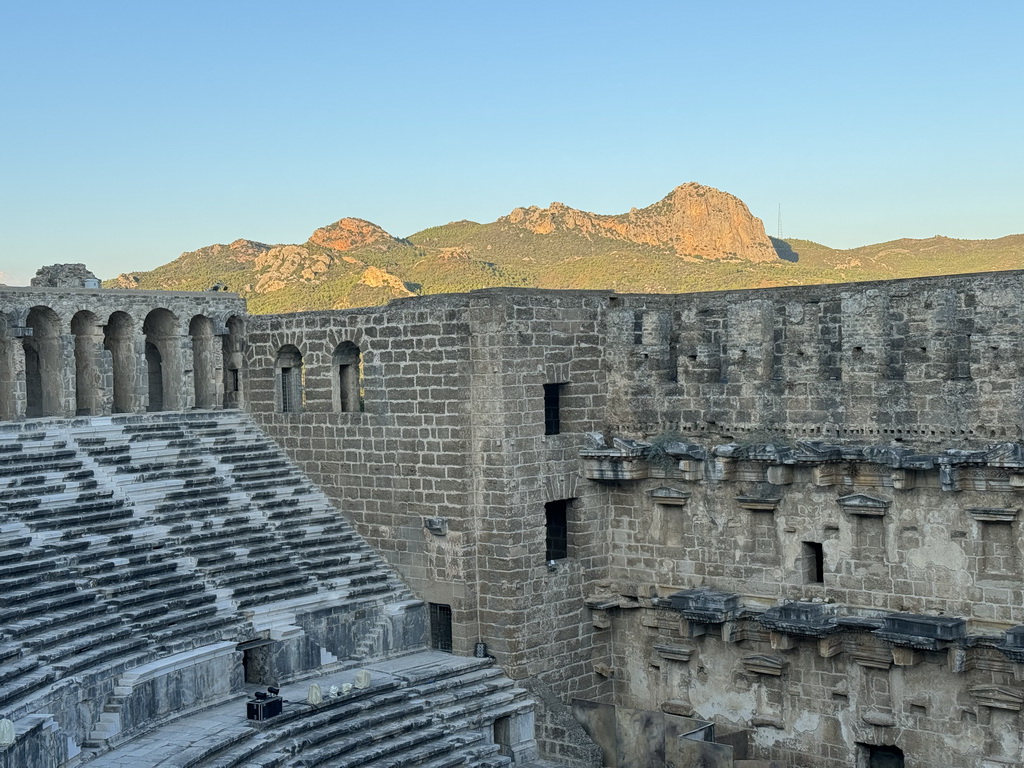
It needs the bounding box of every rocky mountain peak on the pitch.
[499,183,776,262]
[308,218,401,252]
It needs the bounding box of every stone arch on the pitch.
[221,315,244,408]
[0,313,15,420]
[143,308,181,412]
[275,344,303,413]
[189,314,217,409]
[72,310,104,416]
[332,340,363,413]
[104,311,136,414]
[24,305,63,418]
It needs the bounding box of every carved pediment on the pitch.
[966,507,1019,522]
[844,637,893,669]
[982,442,1024,468]
[969,685,1024,711]
[741,654,786,676]
[650,487,691,506]
[735,496,782,512]
[837,493,891,516]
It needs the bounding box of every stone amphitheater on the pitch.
[4,264,1024,767]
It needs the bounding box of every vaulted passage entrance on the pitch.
[143,308,180,412]
[24,306,62,418]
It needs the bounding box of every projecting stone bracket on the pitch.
[654,644,695,663]
[422,516,448,536]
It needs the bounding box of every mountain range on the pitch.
[109,183,1024,313]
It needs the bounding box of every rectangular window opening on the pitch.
[280,367,293,413]
[803,541,825,583]
[230,368,240,393]
[429,603,453,653]
[543,382,565,435]
[546,499,570,560]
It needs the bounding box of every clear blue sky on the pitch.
[1,1,1021,285]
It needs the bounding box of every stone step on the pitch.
[0,668,58,710]
[37,626,135,664]
[5,601,110,640]
[23,613,124,652]
[0,658,40,687]
[236,583,320,609]
[52,636,150,675]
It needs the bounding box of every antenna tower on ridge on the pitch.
[777,204,782,240]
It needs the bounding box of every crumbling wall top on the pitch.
[30,263,101,288]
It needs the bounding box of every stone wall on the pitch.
[247,270,1024,766]
[245,291,614,764]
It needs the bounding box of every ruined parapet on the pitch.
[662,588,740,625]
[30,263,101,289]
[872,613,967,651]
[759,601,840,638]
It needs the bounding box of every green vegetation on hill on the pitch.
[107,188,1024,313]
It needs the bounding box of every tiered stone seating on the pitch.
[151,653,529,768]
[75,418,321,609]
[188,415,404,601]
[0,412,539,768]
[0,429,152,715]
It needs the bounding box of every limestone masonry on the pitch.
[4,266,1024,767]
